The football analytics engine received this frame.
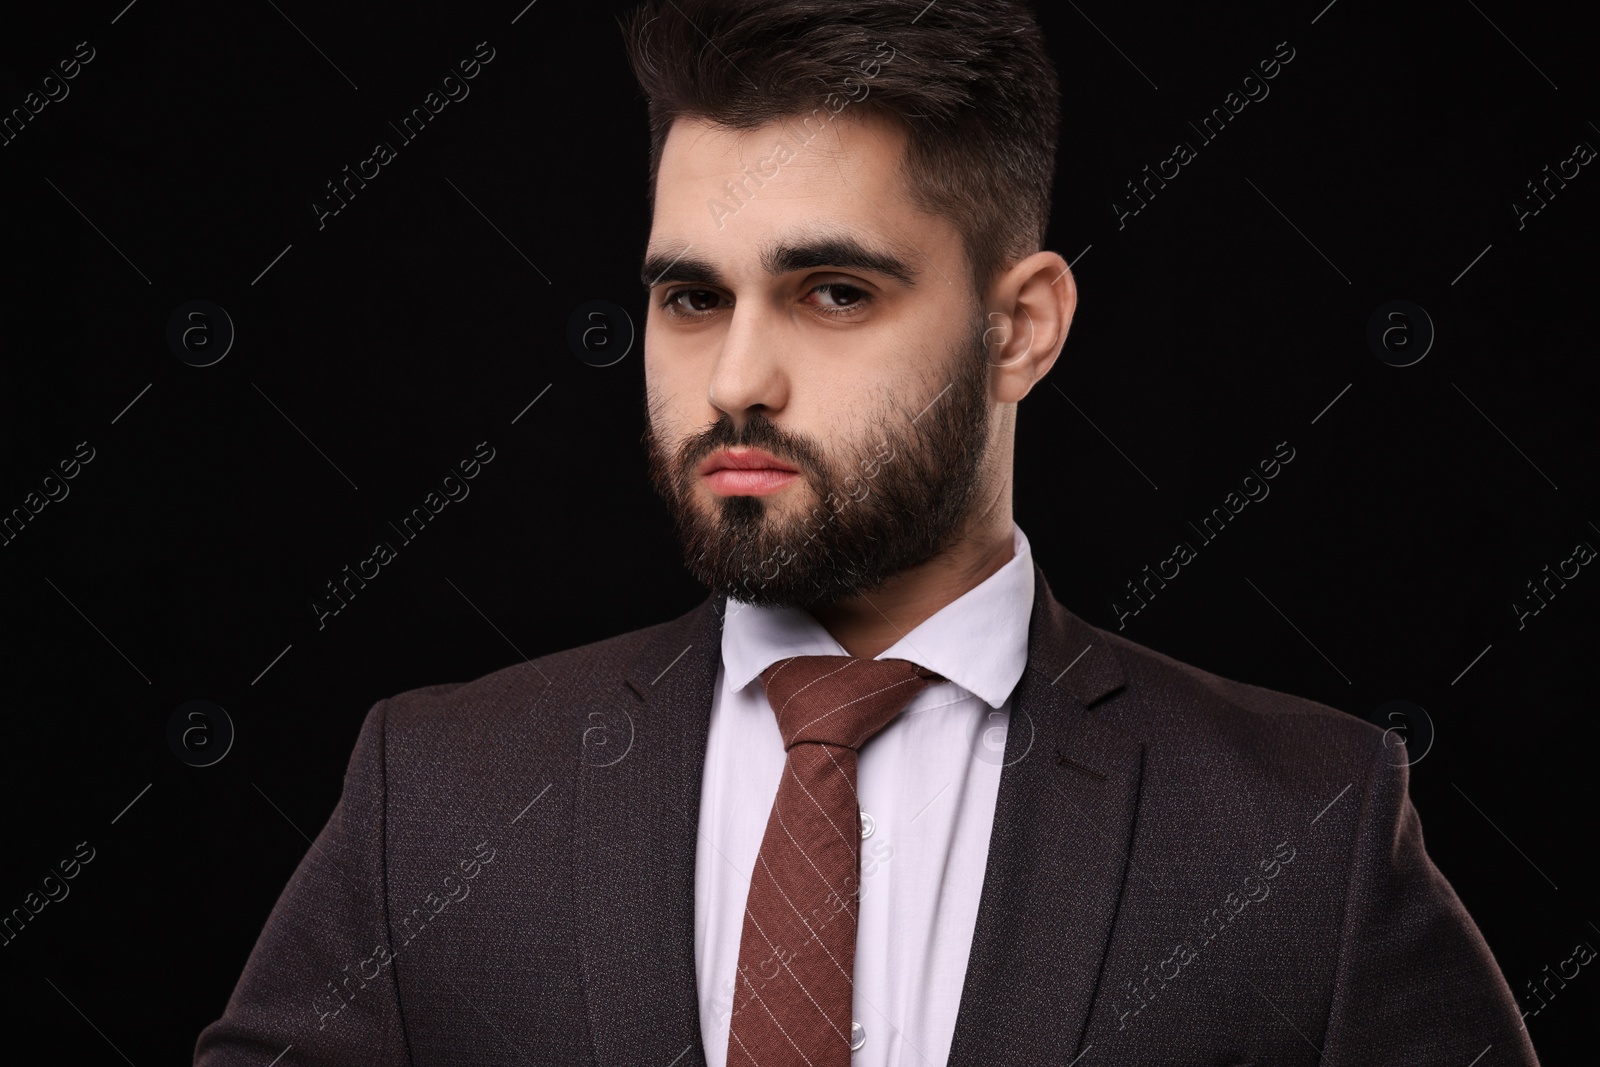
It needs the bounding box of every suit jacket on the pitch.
[195,563,1540,1065]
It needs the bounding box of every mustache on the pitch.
[679,413,824,479]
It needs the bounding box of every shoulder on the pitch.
[1089,625,1389,799]
[336,603,712,821]
[374,605,700,737]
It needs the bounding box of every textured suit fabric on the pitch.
[194,562,1542,1066]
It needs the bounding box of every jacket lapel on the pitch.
[576,564,1141,1067]
[945,563,1141,1066]
[573,594,727,1067]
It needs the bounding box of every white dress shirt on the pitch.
[694,521,1036,1067]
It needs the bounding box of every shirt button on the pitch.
[859,811,875,839]
[851,1020,866,1051]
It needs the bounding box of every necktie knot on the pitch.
[759,654,945,751]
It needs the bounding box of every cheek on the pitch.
[806,371,904,441]
[790,394,847,451]
[645,342,708,404]
[644,371,691,429]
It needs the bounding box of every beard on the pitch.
[642,311,992,610]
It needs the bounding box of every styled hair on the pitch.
[618,0,1060,298]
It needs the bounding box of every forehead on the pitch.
[646,111,957,276]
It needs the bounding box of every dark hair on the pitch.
[618,0,1060,298]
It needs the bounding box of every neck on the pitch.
[808,498,1015,660]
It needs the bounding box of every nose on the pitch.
[705,303,788,432]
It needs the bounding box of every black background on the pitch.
[1,0,1595,1061]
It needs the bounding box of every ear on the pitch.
[982,251,1076,403]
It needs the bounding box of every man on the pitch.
[197,0,1540,1063]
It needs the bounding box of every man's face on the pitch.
[641,111,995,609]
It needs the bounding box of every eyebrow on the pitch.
[640,234,922,291]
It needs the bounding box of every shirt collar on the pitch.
[720,521,1035,710]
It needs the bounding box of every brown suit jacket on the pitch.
[195,562,1540,1065]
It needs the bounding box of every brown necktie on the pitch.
[727,654,945,1067]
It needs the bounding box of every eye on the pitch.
[660,288,724,317]
[803,282,871,316]
[657,280,874,320]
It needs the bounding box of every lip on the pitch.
[697,448,801,497]
[703,469,800,496]
[697,449,800,476]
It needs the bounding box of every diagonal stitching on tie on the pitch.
[732,967,817,1067]
[820,744,860,805]
[773,658,860,724]
[765,811,857,929]
[772,781,855,914]
[743,907,852,1047]
[763,655,799,690]
[727,1025,763,1067]
[790,748,855,851]
[756,849,856,977]
[796,674,930,742]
